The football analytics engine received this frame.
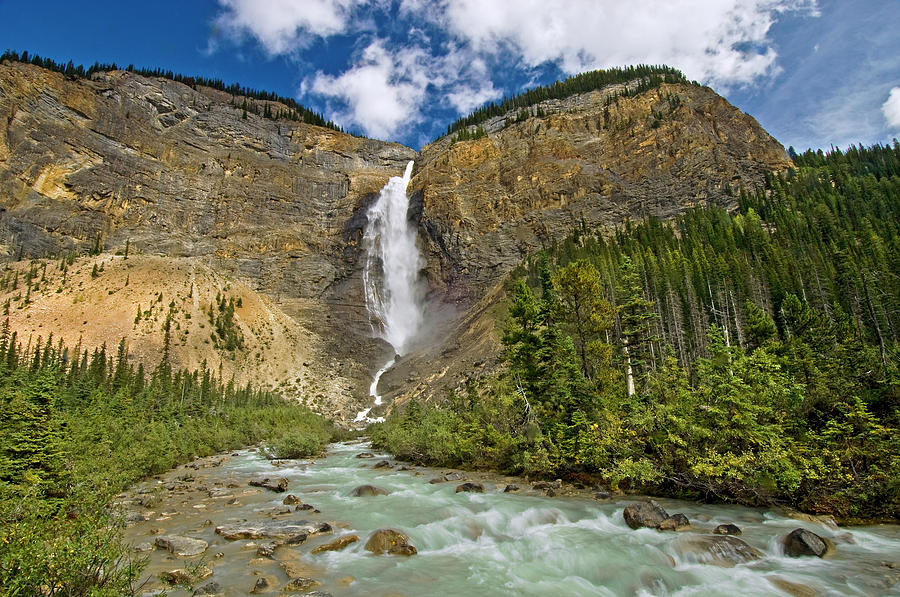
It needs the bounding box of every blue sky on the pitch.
[1,0,898,151]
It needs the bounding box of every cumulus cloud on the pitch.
[410,0,815,87]
[214,0,818,141]
[216,0,362,53]
[306,41,433,139]
[883,87,900,129]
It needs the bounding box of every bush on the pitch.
[262,430,328,460]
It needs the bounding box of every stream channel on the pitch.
[122,441,900,596]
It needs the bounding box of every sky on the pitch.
[0,0,898,151]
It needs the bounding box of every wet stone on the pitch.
[249,477,289,492]
[154,535,208,556]
[672,535,764,567]
[455,482,484,493]
[311,534,359,554]
[215,521,331,541]
[623,500,669,530]
[783,528,833,558]
[658,514,691,531]
[249,576,274,594]
[284,577,322,592]
[349,484,389,497]
[365,528,418,556]
[193,581,223,595]
[257,541,279,559]
[713,523,742,536]
[282,494,302,505]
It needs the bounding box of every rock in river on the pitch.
[455,482,485,493]
[311,535,359,554]
[249,477,289,492]
[783,528,833,558]
[349,484,389,497]
[713,523,742,536]
[154,535,208,556]
[657,513,691,531]
[215,521,332,541]
[623,500,669,530]
[365,529,418,556]
[672,535,764,567]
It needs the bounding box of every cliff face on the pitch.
[0,61,414,422]
[0,61,790,419]
[0,62,414,292]
[412,82,790,300]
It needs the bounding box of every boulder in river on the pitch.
[215,521,331,541]
[285,577,322,592]
[311,534,359,554]
[282,494,302,505]
[249,576,274,594]
[365,529,418,556]
[161,565,212,585]
[372,460,393,469]
[154,535,208,556]
[623,500,669,529]
[713,523,742,536]
[350,484,389,497]
[783,528,833,558]
[657,513,691,531]
[672,535,764,567]
[256,541,279,559]
[355,452,375,459]
[193,581,223,595]
[455,482,485,493]
[503,484,520,493]
[249,477,289,492]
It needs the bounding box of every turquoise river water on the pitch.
[123,441,900,596]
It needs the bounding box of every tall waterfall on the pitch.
[355,161,422,423]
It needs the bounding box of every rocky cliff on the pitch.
[412,81,790,300]
[0,61,414,422]
[0,60,790,420]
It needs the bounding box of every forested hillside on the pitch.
[374,143,900,521]
[0,331,337,594]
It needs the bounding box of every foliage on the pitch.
[0,331,336,595]
[376,143,900,521]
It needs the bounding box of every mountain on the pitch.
[0,59,789,422]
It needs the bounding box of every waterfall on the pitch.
[355,161,421,423]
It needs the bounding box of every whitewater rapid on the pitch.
[123,442,900,596]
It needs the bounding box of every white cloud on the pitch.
[214,0,819,141]
[215,0,362,53]
[413,0,816,87]
[307,41,432,139]
[883,87,900,129]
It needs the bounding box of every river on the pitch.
[122,441,900,596]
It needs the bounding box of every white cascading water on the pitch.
[355,161,421,424]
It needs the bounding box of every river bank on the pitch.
[119,441,900,596]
